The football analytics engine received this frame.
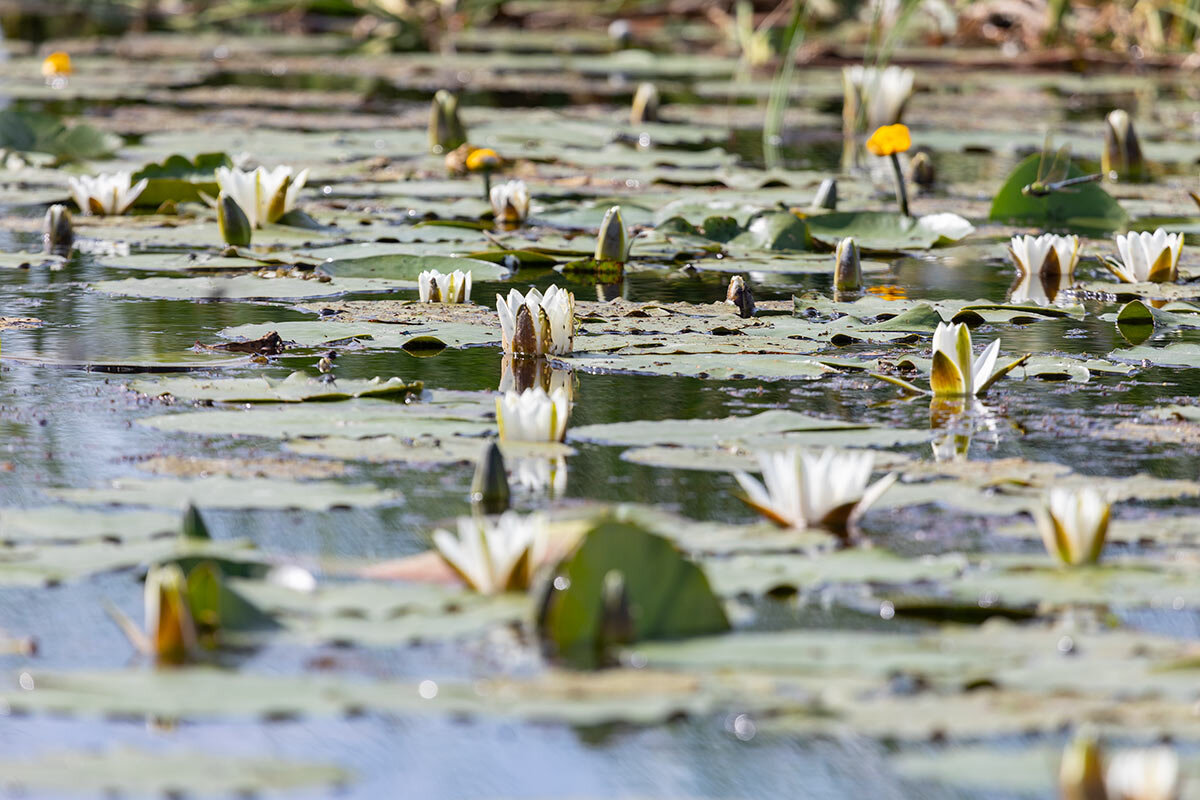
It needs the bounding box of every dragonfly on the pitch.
[1021,135,1103,197]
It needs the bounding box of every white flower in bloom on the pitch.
[496,387,570,443]
[930,322,1001,397]
[418,269,471,303]
[1105,747,1181,800]
[1105,228,1184,284]
[496,285,575,356]
[843,65,915,130]
[1036,487,1111,566]
[67,172,148,216]
[733,448,896,532]
[432,511,546,594]
[213,165,308,229]
[490,179,529,224]
[1008,233,1080,279]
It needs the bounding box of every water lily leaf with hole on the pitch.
[570,410,868,448]
[129,372,422,403]
[988,153,1129,233]
[1111,342,1200,368]
[75,219,339,249]
[0,352,250,373]
[130,152,231,206]
[286,435,570,465]
[621,441,916,472]
[0,537,257,587]
[91,275,403,301]
[1108,299,1200,343]
[317,253,507,282]
[537,518,730,669]
[90,250,322,272]
[0,507,177,545]
[0,252,65,270]
[139,395,494,439]
[725,212,813,251]
[49,476,401,511]
[701,550,966,598]
[0,748,350,797]
[0,110,121,162]
[1071,278,1200,302]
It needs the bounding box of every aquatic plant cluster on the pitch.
[1,11,1200,798]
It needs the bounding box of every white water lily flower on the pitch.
[1009,233,1080,278]
[930,321,1001,397]
[67,172,148,216]
[733,448,897,532]
[1105,747,1181,800]
[843,65,915,130]
[432,511,546,594]
[496,386,569,443]
[1036,487,1111,566]
[418,269,471,303]
[496,285,575,356]
[490,179,529,224]
[1106,228,1184,284]
[213,165,308,229]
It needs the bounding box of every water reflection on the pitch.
[511,454,568,498]
[928,397,999,462]
[499,355,576,400]
[1007,267,1076,305]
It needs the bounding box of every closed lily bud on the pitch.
[181,503,211,541]
[144,564,198,667]
[42,204,73,254]
[1060,730,1108,800]
[835,237,862,293]
[726,275,755,318]
[908,151,936,189]
[1103,109,1144,181]
[597,569,634,661]
[595,205,627,263]
[471,440,511,515]
[429,90,466,154]
[630,82,659,126]
[811,178,837,210]
[217,192,252,247]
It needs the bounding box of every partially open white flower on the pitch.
[1105,228,1184,284]
[67,172,148,216]
[213,165,308,229]
[1036,487,1111,566]
[1105,747,1181,800]
[1009,234,1080,279]
[733,448,896,532]
[496,285,575,356]
[418,269,471,303]
[843,65,915,131]
[931,322,1002,397]
[432,511,546,594]
[496,386,569,443]
[490,179,529,224]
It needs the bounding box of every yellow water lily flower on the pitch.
[1036,487,1111,566]
[41,51,71,78]
[466,147,501,172]
[865,123,912,157]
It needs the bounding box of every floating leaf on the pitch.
[988,153,1128,233]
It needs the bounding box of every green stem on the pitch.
[482,170,492,201]
[889,153,910,218]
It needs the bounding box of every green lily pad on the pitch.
[317,253,508,281]
[91,275,403,301]
[988,153,1129,233]
[130,152,231,207]
[49,476,401,511]
[805,211,973,251]
[0,507,177,545]
[129,372,422,403]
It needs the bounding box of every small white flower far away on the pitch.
[496,386,570,443]
[67,172,148,216]
[1105,228,1184,284]
[496,285,575,357]
[1036,487,1111,566]
[212,165,308,229]
[418,269,471,303]
[490,179,529,224]
[733,448,897,535]
[432,511,547,594]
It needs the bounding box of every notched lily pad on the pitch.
[129,372,423,403]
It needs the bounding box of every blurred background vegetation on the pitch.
[3,0,1199,62]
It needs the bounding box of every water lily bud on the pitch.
[908,151,936,189]
[597,569,634,661]
[217,192,252,247]
[429,90,466,155]
[811,178,837,210]
[1060,729,1107,800]
[608,19,632,48]
[726,275,755,318]
[630,82,659,126]
[835,237,862,293]
[144,564,198,667]
[471,440,511,515]
[1103,109,1144,181]
[42,204,73,254]
[595,206,627,263]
